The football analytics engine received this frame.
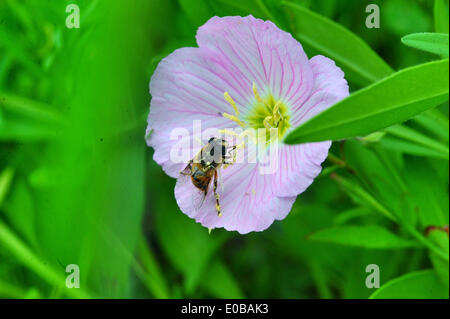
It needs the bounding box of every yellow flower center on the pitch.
[246,83,290,141]
[221,82,291,144]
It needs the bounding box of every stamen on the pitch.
[252,82,264,104]
[273,101,281,114]
[222,112,246,127]
[272,100,282,124]
[224,92,239,116]
[263,116,273,130]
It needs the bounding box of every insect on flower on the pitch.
[146,15,349,234]
[179,137,237,217]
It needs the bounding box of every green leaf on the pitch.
[331,174,397,222]
[135,237,171,298]
[3,179,37,245]
[370,270,449,299]
[0,115,59,142]
[402,158,449,228]
[379,136,449,159]
[282,1,394,86]
[0,220,92,299]
[402,33,449,58]
[384,124,449,160]
[412,109,449,142]
[285,59,449,144]
[0,91,65,124]
[0,279,27,298]
[0,29,43,77]
[0,167,14,209]
[333,207,372,225]
[427,230,449,287]
[308,225,419,249]
[434,0,449,34]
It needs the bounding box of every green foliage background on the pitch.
[0,0,448,299]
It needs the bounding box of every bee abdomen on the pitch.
[191,169,210,192]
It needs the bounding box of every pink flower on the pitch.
[146,15,349,234]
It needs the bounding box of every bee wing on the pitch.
[177,164,210,212]
[180,162,192,175]
[192,183,209,211]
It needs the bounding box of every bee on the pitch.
[180,137,236,216]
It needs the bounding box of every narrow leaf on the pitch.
[380,136,448,160]
[0,167,14,208]
[332,174,397,222]
[384,124,449,159]
[402,33,449,58]
[0,91,65,124]
[428,230,449,287]
[412,110,449,142]
[285,59,449,144]
[0,220,92,299]
[370,270,449,299]
[308,225,419,249]
[434,0,449,34]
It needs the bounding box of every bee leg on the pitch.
[213,170,221,217]
[224,150,237,165]
[223,158,234,165]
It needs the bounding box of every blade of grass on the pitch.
[0,91,65,124]
[137,236,171,298]
[0,220,93,299]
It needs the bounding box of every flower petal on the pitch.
[175,161,296,234]
[148,17,350,234]
[272,55,348,197]
[196,15,314,108]
[147,47,251,177]
[291,55,349,126]
[271,142,331,197]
